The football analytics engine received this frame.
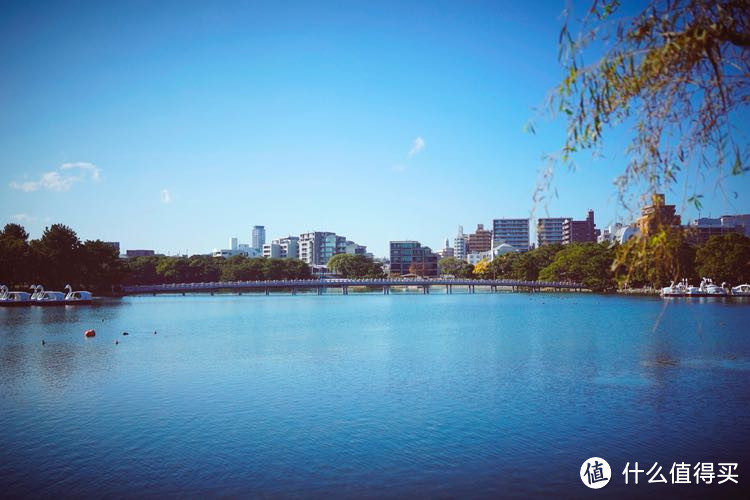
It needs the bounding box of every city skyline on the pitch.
[2,1,749,258]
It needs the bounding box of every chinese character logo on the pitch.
[581,457,611,489]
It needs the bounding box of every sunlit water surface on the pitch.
[1,293,749,498]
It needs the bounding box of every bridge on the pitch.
[122,278,586,295]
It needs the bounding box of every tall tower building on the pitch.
[252,225,266,250]
[453,226,468,261]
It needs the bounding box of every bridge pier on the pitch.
[317,287,322,295]
[343,286,348,295]
[210,291,214,296]
[383,286,390,295]
[292,287,296,295]
[265,288,269,296]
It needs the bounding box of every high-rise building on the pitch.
[262,236,300,259]
[562,210,598,244]
[636,194,680,236]
[537,218,568,246]
[467,224,492,253]
[454,226,468,260]
[230,237,238,251]
[492,218,530,251]
[252,225,266,250]
[389,241,439,277]
[298,231,366,266]
[686,217,746,245]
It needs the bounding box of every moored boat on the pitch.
[732,284,750,296]
[0,285,32,306]
[699,277,727,296]
[64,284,93,305]
[32,285,67,306]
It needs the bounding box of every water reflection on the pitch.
[1,294,749,498]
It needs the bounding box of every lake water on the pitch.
[1,292,749,497]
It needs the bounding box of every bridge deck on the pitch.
[122,278,585,295]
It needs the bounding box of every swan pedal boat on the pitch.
[0,285,93,306]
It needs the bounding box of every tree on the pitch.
[80,240,126,292]
[614,227,696,287]
[438,257,474,278]
[546,0,750,210]
[30,224,82,287]
[539,242,617,291]
[472,259,491,278]
[695,233,750,284]
[327,254,384,278]
[408,262,431,277]
[0,223,31,287]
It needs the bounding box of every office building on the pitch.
[453,226,468,260]
[389,241,439,277]
[252,225,266,250]
[686,217,746,245]
[125,249,155,258]
[299,231,367,266]
[213,236,262,258]
[492,218,530,251]
[467,224,492,253]
[262,236,300,259]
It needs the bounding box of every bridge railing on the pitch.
[122,278,583,294]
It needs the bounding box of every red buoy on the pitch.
[84,329,96,337]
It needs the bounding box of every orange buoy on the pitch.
[84,329,96,337]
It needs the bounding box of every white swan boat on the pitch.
[64,284,93,305]
[31,285,66,305]
[732,284,750,296]
[661,280,687,297]
[699,277,728,296]
[0,285,31,306]
[661,278,728,297]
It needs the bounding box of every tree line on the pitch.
[3,222,748,294]
[0,223,314,293]
[438,232,750,292]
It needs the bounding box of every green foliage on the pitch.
[327,254,384,278]
[0,223,124,293]
[126,255,312,284]
[539,243,617,292]
[542,0,750,212]
[695,233,750,284]
[472,259,491,278]
[438,257,474,278]
[615,227,697,287]
[0,223,32,287]
[1,223,313,293]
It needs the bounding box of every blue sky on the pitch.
[1,0,749,257]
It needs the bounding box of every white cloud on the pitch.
[408,136,425,158]
[391,164,407,172]
[60,162,101,181]
[9,162,101,192]
[160,189,172,203]
[10,213,36,222]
